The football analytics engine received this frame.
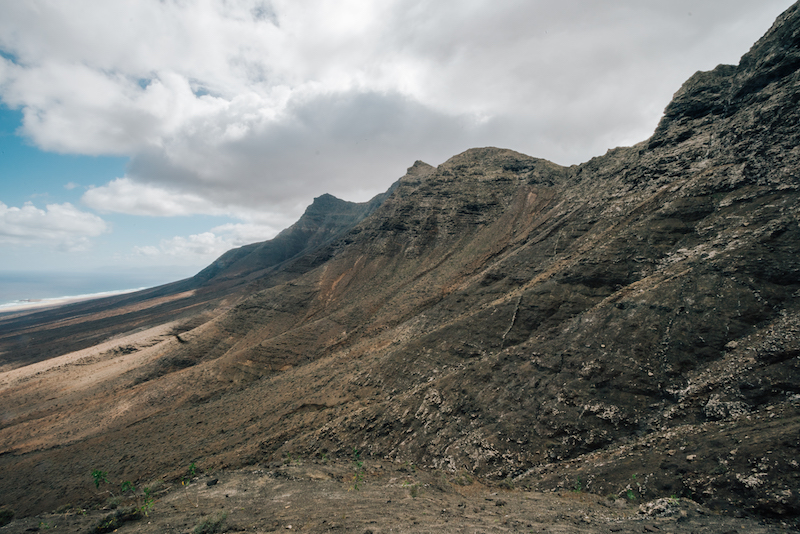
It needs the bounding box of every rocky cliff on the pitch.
[1,2,799,523]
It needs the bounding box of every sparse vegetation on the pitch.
[91,469,109,490]
[402,481,421,498]
[193,511,228,534]
[89,470,154,518]
[285,452,302,465]
[351,448,365,490]
[181,461,201,507]
[140,487,155,516]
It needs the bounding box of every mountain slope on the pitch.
[1,2,800,522]
[190,188,396,287]
[0,190,392,373]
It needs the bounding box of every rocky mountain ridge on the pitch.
[0,1,799,526]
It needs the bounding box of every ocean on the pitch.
[0,270,191,311]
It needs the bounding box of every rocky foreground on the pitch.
[1,459,797,533]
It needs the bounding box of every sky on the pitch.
[0,0,795,291]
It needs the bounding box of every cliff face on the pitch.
[1,2,800,521]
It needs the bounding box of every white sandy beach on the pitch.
[0,287,146,314]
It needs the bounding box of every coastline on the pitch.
[0,287,146,315]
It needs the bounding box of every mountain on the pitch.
[0,191,389,372]
[1,2,799,523]
[190,189,393,288]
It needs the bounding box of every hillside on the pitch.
[1,1,800,529]
[0,191,388,372]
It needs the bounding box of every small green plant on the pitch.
[139,487,155,516]
[626,473,639,500]
[120,480,135,495]
[402,481,420,498]
[572,477,582,493]
[193,511,227,534]
[182,463,200,507]
[351,447,365,490]
[92,469,109,489]
[182,461,199,508]
[186,462,197,481]
[181,461,198,486]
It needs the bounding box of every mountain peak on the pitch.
[406,160,435,176]
[653,1,800,138]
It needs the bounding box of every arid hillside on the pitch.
[1,1,800,528]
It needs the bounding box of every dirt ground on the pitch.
[2,458,797,534]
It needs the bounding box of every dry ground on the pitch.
[2,458,798,534]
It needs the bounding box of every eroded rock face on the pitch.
[1,2,800,523]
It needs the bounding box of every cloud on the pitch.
[0,201,108,250]
[133,222,279,263]
[1,0,795,222]
[82,177,227,217]
[136,232,227,259]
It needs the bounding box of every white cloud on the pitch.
[132,245,160,257]
[0,0,795,223]
[146,232,228,258]
[82,177,227,217]
[209,222,280,246]
[81,177,300,234]
[134,221,279,264]
[0,201,108,250]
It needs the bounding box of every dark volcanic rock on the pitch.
[2,2,800,526]
[192,190,391,286]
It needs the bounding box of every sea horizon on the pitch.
[0,269,195,311]
[0,287,148,312]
